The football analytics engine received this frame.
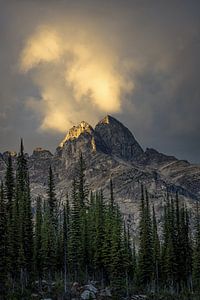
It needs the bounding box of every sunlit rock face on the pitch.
[0,115,200,235]
[56,120,110,164]
[59,121,94,146]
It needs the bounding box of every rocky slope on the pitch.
[0,115,200,233]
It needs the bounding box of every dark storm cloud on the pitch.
[0,0,200,163]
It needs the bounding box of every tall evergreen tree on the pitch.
[24,174,34,275]
[8,180,20,284]
[48,165,57,227]
[109,204,124,290]
[0,182,7,296]
[161,196,176,289]
[174,192,181,291]
[138,186,153,289]
[63,204,69,292]
[93,192,105,275]
[179,205,192,289]
[193,203,200,291]
[5,154,15,217]
[110,179,114,209]
[102,182,115,282]
[41,202,56,285]
[132,240,137,285]
[34,197,43,284]
[73,153,88,279]
[70,178,82,280]
[15,139,33,287]
[5,154,16,280]
[122,221,133,297]
[152,205,160,291]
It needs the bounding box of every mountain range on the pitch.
[1,115,200,233]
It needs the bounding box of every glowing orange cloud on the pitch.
[20,25,134,132]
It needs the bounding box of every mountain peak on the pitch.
[58,116,144,161]
[98,115,111,124]
[95,116,144,162]
[59,121,94,147]
[98,115,119,125]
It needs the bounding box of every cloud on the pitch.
[20,27,63,72]
[19,25,134,132]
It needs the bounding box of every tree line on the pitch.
[0,141,200,298]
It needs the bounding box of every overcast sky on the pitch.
[0,0,200,163]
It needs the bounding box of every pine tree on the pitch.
[81,207,89,280]
[109,204,124,291]
[5,154,15,217]
[71,153,88,280]
[103,182,125,290]
[93,192,105,276]
[86,191,97,276]
[24,174,34,276]
[16,140,33,285]
[48,165,57,227]
[0,182,7,296]
[102,181,116,283]
[70,178,82,280]
[178,205,192,289]
[9,181,20,284]
[63,204,69,292]
[152,205,160,292]
[65,193,70,227]
[193,203,200,291]
[110,179,114,209]
[34,197,43,284]
[132,240,137,286]
[122,221,133,297]
[174,192,181,292]
[5,153,15,281]
[138,186,153,289]
[41,202,57,285]
[161,196,176,289]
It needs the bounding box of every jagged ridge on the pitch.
[0,115,200,231]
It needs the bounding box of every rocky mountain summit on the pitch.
[1,115,200,231]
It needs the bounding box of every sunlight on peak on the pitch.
[59,121,93,147]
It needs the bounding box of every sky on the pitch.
[0,0,200,163]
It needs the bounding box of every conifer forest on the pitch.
[0,141,200,300]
